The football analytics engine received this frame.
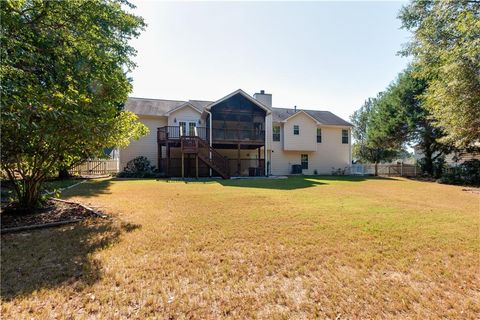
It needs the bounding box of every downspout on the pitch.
[205,109,213,177]
[349,127,352,172]
[265,112,270,176]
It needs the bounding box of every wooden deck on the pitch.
[157,126,266,178]
[157,126,265,144]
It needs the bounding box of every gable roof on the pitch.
[273,107,353,127]
[205,89,272,113]
[280,110,320,124]
[164,102,203,116]
[125,93,352,127]
[125,97,212,116]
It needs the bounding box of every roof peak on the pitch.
[129,96,185,103]
[272,107,333,113]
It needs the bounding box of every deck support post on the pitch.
[181,152,184,178]
[237,143,241,176]
[258,147,261,175]
[158,142,162,174]
[196,155,199,179]
[166,142,170,177]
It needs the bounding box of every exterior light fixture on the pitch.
[174,118,177,123]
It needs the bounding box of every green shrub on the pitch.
[117,157,160,178]
[438,160,480,186]
[419,156,446,178]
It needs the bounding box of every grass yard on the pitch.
[42,178,85,194]
[1,176,479,319]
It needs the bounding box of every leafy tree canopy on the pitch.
[399,0,480,147]
[368,67,452,175]
[350,97,400,175]
[1,0,148,210]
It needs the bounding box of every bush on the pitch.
[438,159,480,186]
[117,157,160,178]
[331,167,346,175]
[419,156,446,178]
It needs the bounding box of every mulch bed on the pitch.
[1,200,104,234]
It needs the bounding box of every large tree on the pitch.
[399,0,480,147]
[368,67,452,176]
[1,0,148,211]
[351,97,400,176]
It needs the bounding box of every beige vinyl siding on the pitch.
[283,112,317,151]
[265,113,273,146]
[119,115,167,171]
[270,126,351,175]
[167,106,201,126]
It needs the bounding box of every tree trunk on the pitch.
[18,178,42,213]
[58,168,70,179]
[421,123,438,177]
[423,148,434,176]
[374,162,378,176]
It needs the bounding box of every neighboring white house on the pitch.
[120,89,353,178]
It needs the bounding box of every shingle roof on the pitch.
[189,100,213,110]
[272,107,353,126]
[125,97,352,127]
[125,97,212,116]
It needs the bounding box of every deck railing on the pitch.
[212,128,265,142]
[157,126,209,141]
[158,126,265,142]
[196,137,229,178]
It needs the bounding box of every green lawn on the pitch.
[2,176,479,318]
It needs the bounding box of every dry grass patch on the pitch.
[2,176,479,319]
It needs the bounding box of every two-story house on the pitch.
[120,89,352,178]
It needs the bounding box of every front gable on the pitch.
[167,103,202,126]
[206,89,272,114]
[283,111,318,152]
[282,110,319,125]
[165,102,202,116]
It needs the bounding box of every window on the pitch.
[179,121,187,136]
[189,122,196,136]
[293,125,300,135]
[273,126,280,141]
[317,128,322,143]
[301,154,308,170]
[342,129,349,144]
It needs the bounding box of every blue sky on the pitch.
[129,1,410,121]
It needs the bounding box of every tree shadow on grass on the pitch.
[61,178,113,199]
[1,219,122,301]
[217,175,398,190]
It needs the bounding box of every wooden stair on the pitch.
[180,136,229,179]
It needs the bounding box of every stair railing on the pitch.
[196,138,229,178]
